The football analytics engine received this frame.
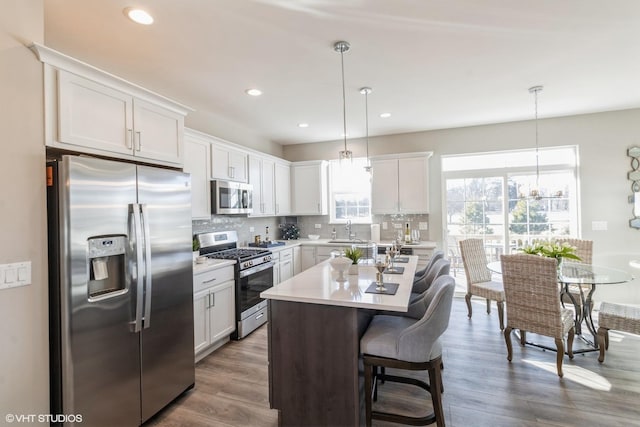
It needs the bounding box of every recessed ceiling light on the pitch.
[245,88,262,96]
[124,8,154,25]
[297,123,309,128]
[380,112,391,118]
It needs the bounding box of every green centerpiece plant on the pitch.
[520,240,581,263]
[344,247,363,264]
[344,247,363,275]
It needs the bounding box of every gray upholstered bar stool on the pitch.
[411,258,451,303]
[361,275,455,427]
[414,250,444,281]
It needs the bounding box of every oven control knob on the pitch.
[245,260,253,268]
[265,255,272,262]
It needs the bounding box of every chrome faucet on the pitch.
[345,220,356,240]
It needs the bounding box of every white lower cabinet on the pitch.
[300,246,317,271]
[193,265,235,361]
[315,246,334,264]
[292,246,302,276]
[279,248,294,283]
[272,248,294,284]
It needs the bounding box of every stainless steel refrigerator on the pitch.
[47,155,195,426]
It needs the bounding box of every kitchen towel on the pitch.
[370,224,381,242]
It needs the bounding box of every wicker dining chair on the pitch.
[459,238,505,330]
[500,254,575,377]
[556,238,593,322]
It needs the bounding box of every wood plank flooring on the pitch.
[146,297,640,426]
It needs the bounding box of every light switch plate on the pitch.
[0,261,31,290]
[418,222,429,230]
[382,222,388,230]
[315,224,322,229]
[249,226,255,232]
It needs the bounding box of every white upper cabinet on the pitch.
[291,161,328,215]
[132,98,184,164]
[274,162,291,216]
[57,71,133,156]
[32,44,190,167]
[248,155,275,216]
[211,144,248,182]
[371,153,432,214]
[183,130,212,219]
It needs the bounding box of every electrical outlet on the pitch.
[419,222,429,230]
[249,226,255,232]
[382,222,388,230]
[315,224,322,229]
[393,223,402,229]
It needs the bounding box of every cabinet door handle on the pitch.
[126,129,133,149]
[210,293,215,307]
[135,131,142,151]
[202,277,217,284]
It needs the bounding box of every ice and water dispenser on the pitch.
[87,236,127,299]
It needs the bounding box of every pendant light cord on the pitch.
[340,48,348,152]
[534,88,539,189]
[365,90,369,160]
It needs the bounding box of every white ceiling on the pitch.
[44,0,640,145]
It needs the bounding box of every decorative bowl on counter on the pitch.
[329,256,352,281]
[308,234,320,240]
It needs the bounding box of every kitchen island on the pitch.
[261,256,418,426]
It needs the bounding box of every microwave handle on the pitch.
[242,189,248,208]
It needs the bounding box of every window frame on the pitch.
[328,158,373,225]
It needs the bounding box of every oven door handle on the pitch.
[239,261,274,278]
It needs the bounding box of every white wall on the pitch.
[186,109,284,158]
[0,0,49,419]
[283,109,640,303]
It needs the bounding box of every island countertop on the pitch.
[260,255,418,312]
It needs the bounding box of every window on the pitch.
[329,158,372,224]
[443,146,579,260]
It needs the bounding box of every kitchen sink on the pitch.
[327,239,366,244]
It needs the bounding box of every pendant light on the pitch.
[335,41,352,162]
[529,85,543,199]
[360,87,372,174]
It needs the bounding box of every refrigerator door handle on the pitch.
[141,204,153,329]
[131,203,144,333]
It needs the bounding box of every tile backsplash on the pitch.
[295,214,429,242]
[193,213,429,246]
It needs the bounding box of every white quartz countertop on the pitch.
[193,258,236,275]
[261,255,419,312]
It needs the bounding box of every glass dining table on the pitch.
[487,260,634,349]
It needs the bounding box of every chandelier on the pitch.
[525,85,563,200]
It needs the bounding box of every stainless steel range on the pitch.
[197,231,274,339]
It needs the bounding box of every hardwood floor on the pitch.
[146,297,640,426]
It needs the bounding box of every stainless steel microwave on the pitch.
[211,180,253,214]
